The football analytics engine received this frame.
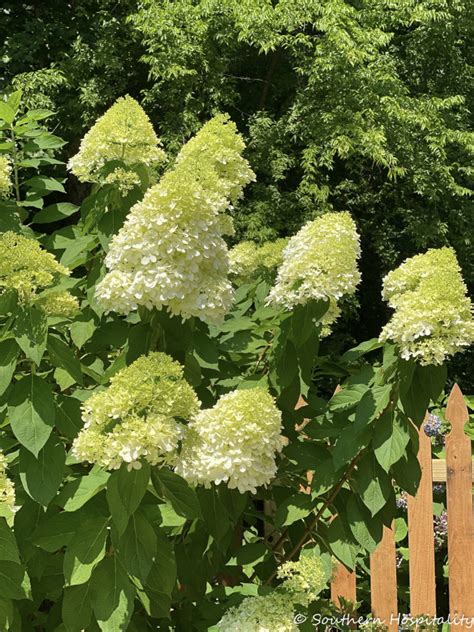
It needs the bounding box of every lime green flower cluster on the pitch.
[380,247,474,365]
[229,238,288,282]
[96,114,255,323]
[104,166,141,196]
[67,95,165,183]
[0,232,78,315]
[267,212,361,333]
[0,452,15,510]
[0,156,11,197]
[176,387,284,494]
[217,555,325,631]
[72,353,199,471]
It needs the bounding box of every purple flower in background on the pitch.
[432,483,445,496]
[396,493,408,510]
[424,413,442,437]
[434,511,448,549]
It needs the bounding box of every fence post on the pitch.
[407,414,437,616]
[445,384,474,629]
[370,523,398,631]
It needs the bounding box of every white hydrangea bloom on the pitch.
[267,212,361,333]
[0,452,15,510]
[96,114,255,323]
[217,592,298,632]
[229,238,288,282]
[72,353,199,470]
[380,247,474,365]
[176,388,285,494]
[68,95,165,183]
[277,555,326,605]
[0,155,11,197]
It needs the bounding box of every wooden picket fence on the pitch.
[330,385,474,631]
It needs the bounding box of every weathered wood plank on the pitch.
[370,524,398,631]
[407,416,436,616]
[331,562,357,609]
[445,384,474,629]
[432,458,474,482]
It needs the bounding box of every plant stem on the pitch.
[10,125,21,202]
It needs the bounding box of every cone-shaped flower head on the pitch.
[0,156,11,197]
[229,238,288,282]
[267,212,361,332]
[72,352,199,470]
[0,452,15,510]
[67,95,165,183]
[0,231,78,315]
[380,247,474,365]
[176,387,285,494]
[217,555,326,631]
[95,114,255,323]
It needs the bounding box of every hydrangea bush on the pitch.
[0,93,471,631]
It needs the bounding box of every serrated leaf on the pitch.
[8,375,55,457]
[19,436,65,506]
[346,495,383,553]
[329,384,369,412]
[47,334,83,385]
[0,339,19,396]
[0,518,20,563]
[152,469,202,520]
[12,304,47,365]
[64,517,109,586]
[56,468,109,512]
[32,512,78,552]
[354,453,392,516]
[91,556,135,631]
[373,411,411,472]
[107,464,150,536]
[62,582,93,632]
[117,513,157,582]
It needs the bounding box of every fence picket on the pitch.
[445,384,474,628]
[370,524,398,631]
[407,415,437,616]
[330,562,357,609]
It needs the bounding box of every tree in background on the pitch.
[1,0,472,384]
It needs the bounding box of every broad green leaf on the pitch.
[8,375,55,457]
[55,395,83,439]
[70,317,97,349]
[19,436,66,506]
[0,561,30,599]
[416,364,447,402]
[56,468,109,512]
[346,494,383,553]
[275,494,313,527]
[91,556,135,631]
[373,411,411,472]
[0,102,15,124]
[197,488,231,549]
[64,517,109,586]
[47,334,83,385]
[32,512,78,552]
[0,518,20,563]
[354,453,392,516]
[152,469,202,520]
[12,304,47,365]
[328,384,369,412]
[341,338,383,363]
[117,513,157,582]
[0,597,13,631]
[23,175,65,193]
[326,517,358,570]
[107,464,150,535]
[391,451,422,496]
[395,517,408,543]
[353,384,392,433]
[0,339,19,396]
[333,425,371,469]
[62,582,93,632]
[34,202,79,224]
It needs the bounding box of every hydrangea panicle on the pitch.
[0,452,15,510]
[0,155,12,197]
[96,114,255,323]
[229,238,288,282]
[68,95,165,183]
[267,212,361,334]
[176,387,285,494]
[72,352,199,471]
[379,247,474,365]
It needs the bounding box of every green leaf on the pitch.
[416,364,447,402]
[326,517,358,570]
[32,512,78,552]
[117,512,157,582]
[275,494,313,527]
[373,411,411,472]
[12,304,47,365]
[354,453,392,516]
[353,384,392,433]
[0,597,14,631]
[55,395,83,439]
[341,339,384,363]
[0,339,19,396]
[8,375,55,457]
[64,517,109,586]
[56,468,109,512]
[346,495,383,553]
[0,102,15,124]
[333,425,371,469]
[62,582,93,632]
[91,556,135,631]
[391,451,421,496]
[70,317,97,349]
[0,518,20,563]
[34,203,79,224]
[196,488,231,549]
[107,464,150,536]
[152,469,202,520]
[23,176,65,194]
[0,561,30,599]
[328,384,369,412]
[48,334,83,385]
[19,436,66,506]
[290,299,327,346]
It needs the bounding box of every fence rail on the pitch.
[330,385,474,631]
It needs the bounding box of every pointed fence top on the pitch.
[445,383,469,437]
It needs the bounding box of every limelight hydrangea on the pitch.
[0,155,12,197]
[176,388,285,494]
[104,167,141,196]
[229,238,288,282]
[379,247,474,365]
[0,452,15,510]
[72,353,199,470]
[267,212,361,332]
[96,114,255,323]
[217,592,298,632]
[217,556,326,631]
[0,232,77,313]
[67,95,165,183]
